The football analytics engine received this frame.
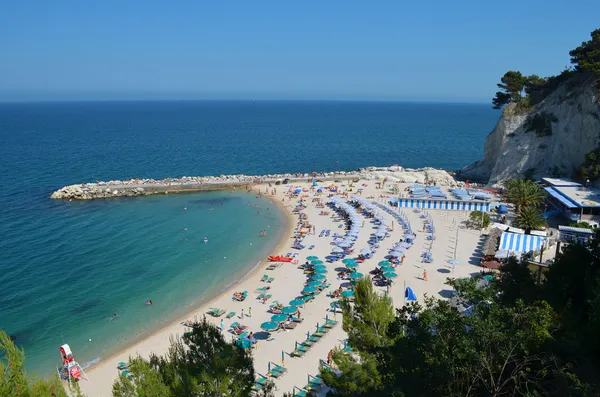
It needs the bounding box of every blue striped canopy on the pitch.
[396,198,490,212]
[499,232,546,253]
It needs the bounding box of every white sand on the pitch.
[79,181,483,397]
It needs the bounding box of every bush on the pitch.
[524,112,558,137]
[469,210,490,228]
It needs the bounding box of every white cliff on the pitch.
[460,77,600,185]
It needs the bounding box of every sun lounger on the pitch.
[117,361,128,370]
[304,374,323,391]
[267,363,287,378]
[325,318,338,328]
[226,311,236,319]
[233,291,248,301]
[283,322,297,330]
[292,386,310,396]
[292,344,311,357]
[256,286,269,292]
[291,316,304,323]
[251,376,269,392]
[267,277,274,283]
[260,274,268,282]
[257,294,272,301]
[208,307,226,317]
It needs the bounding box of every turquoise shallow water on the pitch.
[0,100,497,376]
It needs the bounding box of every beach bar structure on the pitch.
[558,225,594,244]
[392,197,491,212]
[541,178,600,225]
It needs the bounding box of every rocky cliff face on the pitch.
[460,78,600,185]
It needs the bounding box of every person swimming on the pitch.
[107,313,118,321]
[203,237,208,243]
[146,300,152,306]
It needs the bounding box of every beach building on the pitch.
[541,177,600,225]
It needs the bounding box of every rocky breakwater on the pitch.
[50,166,459,200]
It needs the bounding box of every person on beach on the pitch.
[327,349,334,366]
[220,319,225,331]
[423,270,428,281]
[248,306,252,317]
[241,309,244,319]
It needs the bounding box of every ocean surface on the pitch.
[0,100,498,376]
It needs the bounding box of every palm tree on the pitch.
[514,206,546,234]
[503,179,546,212]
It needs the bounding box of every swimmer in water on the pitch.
[184,207,187,211]
[107,313,118,321]
[146,300,152,306]
[203,237,208,243]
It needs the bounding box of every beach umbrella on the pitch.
[384,272,398,278]
[350,272,363,279]
[313,182,318,186]
[311,260,324,265]
[311,274,326,282]
[314,268,328,274]
[307,280,323,288]
[307,256,319,261]
[341,290,354,298]
[483,275,494,281]
[378,260,390,267]
[345,261,358,269]
[332,247,344,253]
[289,298,304,307]
[360,248,372,255]
[281,306,297,315]
[342,258,356,264]
[236,339,252,349]
[313,264,327,271]
[337,241,352,248]
[330,300,342,308]
[271,313,288,323]
[261,321,279,331]
[448,259,460,265]
[380,266,395,272]
[302,286,317,294]
[405,287,417,302]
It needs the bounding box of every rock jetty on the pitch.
[50,166,459,200]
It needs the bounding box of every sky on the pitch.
[0,0,599,102]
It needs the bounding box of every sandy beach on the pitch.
[80,180,485,396]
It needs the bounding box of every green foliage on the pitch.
[523,112,558,137]
[571,221,595,229]
[320,349,383,396]
[111,318,254,397]
[492,71,527,109]
[503,178,547,212]
[0,330,78,397]
[570,28,600,77]
[341,277,395,351]
[513,205,546,233]
[468,210,490,228]
[577,147,600,181]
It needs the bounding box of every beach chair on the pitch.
[256,286,269,293]
[226,311,236,319]
[304,374,323,392]
[325,318,338,328]
[291,316,304,323]
[283,322,298,330]
[208,307,226,317]
[292,386,310,396]
[267,362,287,378]
[260,274,268,282]
[257,294,272,301]
[292,343,311,357]
[250,376,270,392]
[117,361,128,370]
[267,277,275,283]
[319,359,334,372]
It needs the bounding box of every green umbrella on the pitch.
[302,286,317,294]
[345,262,358,269]
[381,266,395,272]
[314,268,328,274]
[350,272,363,279]
[384,272,398,278]
[261,321,279,331]
[311,274,326,281]
[483,275,494,281]
[307,256,319,261]
[281,306,297,315]
[378,260,390,267]
[271,313,288,323]
[307,280,323,288]
[313,264,327,270]
[289,298,305,307]
[311,260,324,265]
[341,290,354,297]
[236,338,252,349]
[342,258,355,264]
[330,300,342,308]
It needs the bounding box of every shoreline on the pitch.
[80,187,296,378]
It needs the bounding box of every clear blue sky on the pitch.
[0,0,598,102]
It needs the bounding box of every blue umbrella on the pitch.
[236,339,252,349]
[311,274,326,281]
[341,290,354,297]
[384,272,398,278]
[302,286,317,294]
[345,262,359,268]
[314,268,328,274]
[271,313,288,323]
[317,188,323,192]
[261,321,279,331]
[350,272,363,279]
[281,306,297,315]
[313,182,318,186]
[307,280,323,287]
[294,189,302,194]
[289,299,304,307]
[405,287,417,301]
[448,259,460,265]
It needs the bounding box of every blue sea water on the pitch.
[0,100,498,376]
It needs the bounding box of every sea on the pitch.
[0,100,498,376]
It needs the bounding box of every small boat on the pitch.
[267,255,293,262]
[57,344,88,387]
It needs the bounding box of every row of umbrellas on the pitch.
[330,198,361,247]
[351,196,390,238]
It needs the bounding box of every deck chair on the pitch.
[208,307,226,317]
[251,376,269,391]
[292,386,309,396]
[226,311,236,319]
[260,274,268,282]
[267,362,287,378]
[304,374,323,391]
[292,344,311,357]
[256,286,269,292]
[267,277,275,283]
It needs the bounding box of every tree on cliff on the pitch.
[112,318,255,397]
[492,71,527,109]
[0,330,82,397]
[570,28,600,77]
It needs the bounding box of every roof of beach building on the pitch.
[545,184,600,209]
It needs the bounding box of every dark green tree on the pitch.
[513,205,546,234]
[492,71,527,109]
[112,318,254,397]
[570,28,600,77]
[503,178,547,213]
